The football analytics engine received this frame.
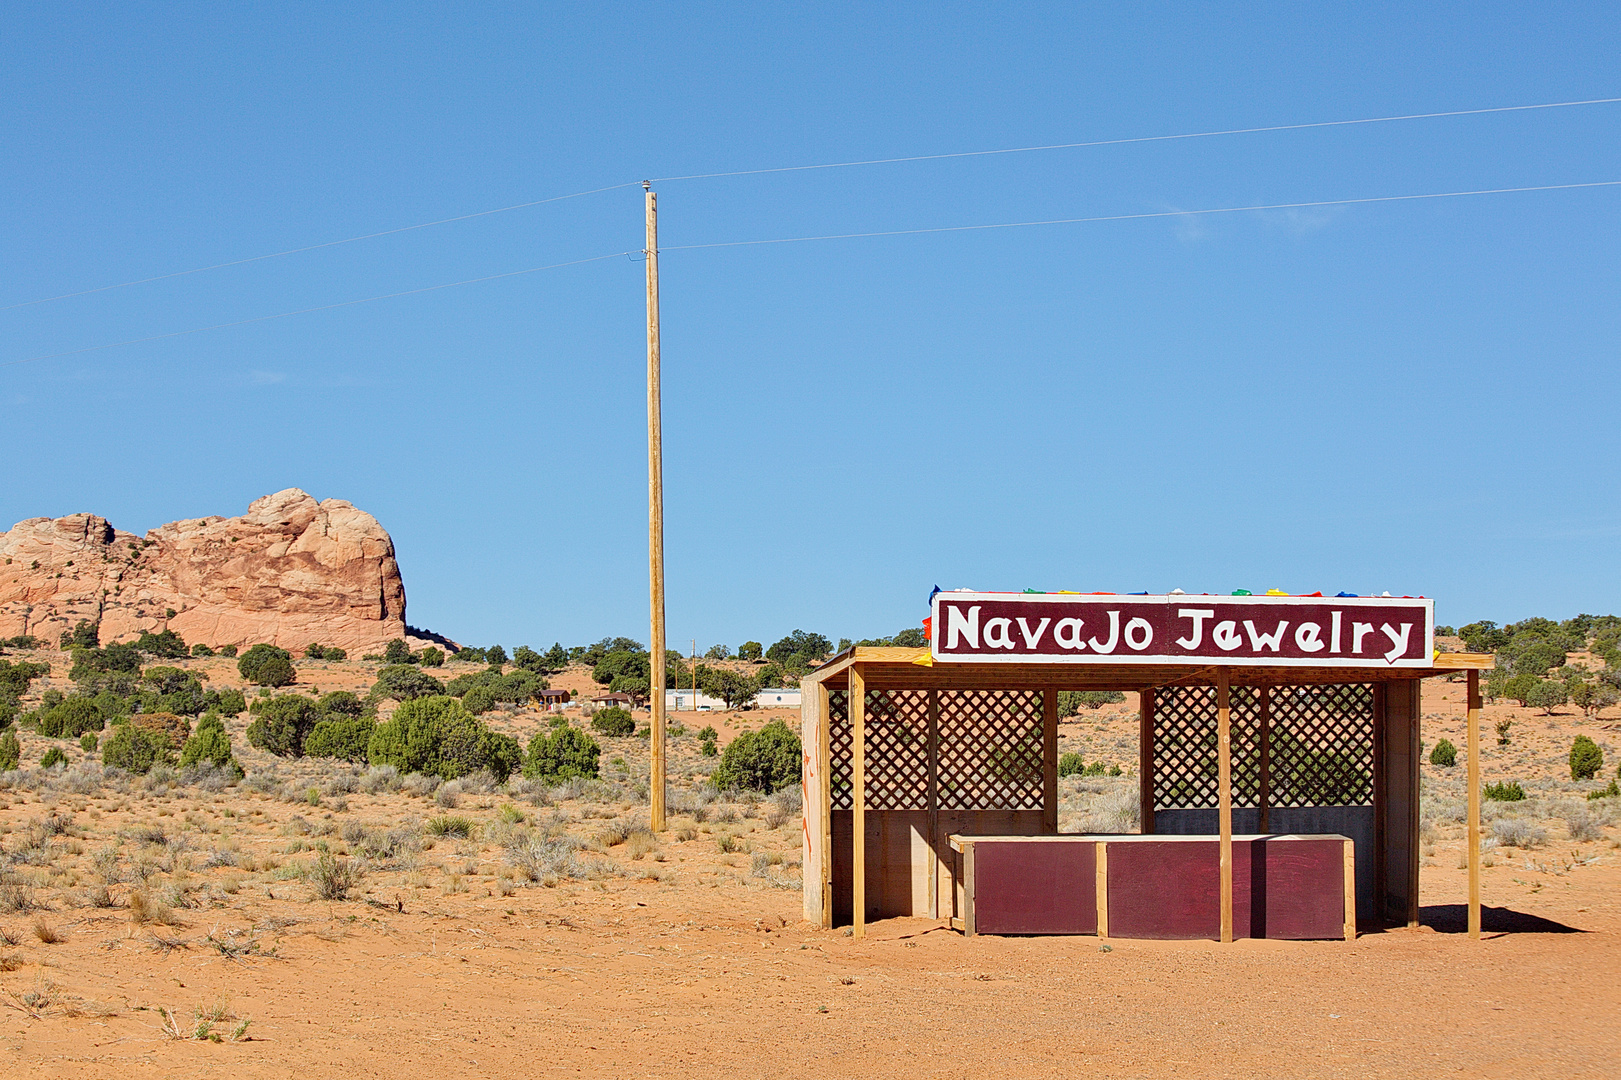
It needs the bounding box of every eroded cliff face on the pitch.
[0,489,407,653]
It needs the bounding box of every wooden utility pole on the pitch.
[645,182,667,832]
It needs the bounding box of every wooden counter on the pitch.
[948,833,1355,941]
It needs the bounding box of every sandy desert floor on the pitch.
[0,650,1616,1079]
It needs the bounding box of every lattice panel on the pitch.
[937,690,1044,811]
[1270,683,1373,808]
[827,689,931,810]
[1152,683,1372,810]
[827,688,1044,811]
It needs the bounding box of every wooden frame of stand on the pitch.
[800,647,1493,941]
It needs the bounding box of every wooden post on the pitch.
[850,664,866,938]
[644,183,667,833]
[1139,689,1155,835]
[927,690,940,919]
[1467,669,1481,939]
[1257,686,1271,835]
[1217,668,1233,944]
[1343,837,1357,941]
[1042,689,1059,834]
[1095,840,1110,939]
[818,680,833,927]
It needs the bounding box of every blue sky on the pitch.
[2,4,1618,651]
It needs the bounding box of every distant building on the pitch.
[753,687,801,709]
[589,692,634,708]
[665,689,727,712]
[534,689,571,711]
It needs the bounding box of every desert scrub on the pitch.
[1429,739,1457,767]
[425,815,476,839]
[1570,735,1603,781]
[308,852,362,900]
[710,720,801,793]
[1563,805,1608,842]
[1483,781,1526,802]
[1490,818,1546,848]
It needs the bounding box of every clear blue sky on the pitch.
[3,4,1618,651]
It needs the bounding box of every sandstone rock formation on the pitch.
[0,489,408,654]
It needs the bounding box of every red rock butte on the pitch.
[0,488,407,654]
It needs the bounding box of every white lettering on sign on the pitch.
[929,594,1434,668]
[1381,622,1411,663]
[1244,620,1288,653]
[1088,610,1120,654]
[983,617,1015,650]
[947,605,981,649]
[1017,617,1051,649]
[1124,617,1154,651]
[1177,608,1215,649]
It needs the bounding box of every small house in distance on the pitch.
[590,691,634,709]
[754,687,802,709]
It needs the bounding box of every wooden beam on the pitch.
[927,689,940,919]
[1042,689,1059,834]
[1139,689,1156,835]
[1343,838,1357,942]
[1095,840,1110,939]
[1257,685,1271,835]
[1217,667,1233,944]
[851,664,866,939]
[818,679,833,928]
[1371,682,1386,929]
[962,839,976,936]
[1467,668,1481,939]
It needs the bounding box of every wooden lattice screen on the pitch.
[1152,683,1373,811]
[828,689,1044,812]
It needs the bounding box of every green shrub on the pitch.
[238,644,295,687]
[215,688,247,716]
[245,695,321,757]
[382,639,414,665]
[369,664,444,702]
[367,695,517,781]
[0,730,18,771]
[524,725,601,783]
[1483,780,1526,802]
[1586,779,1620,801]
[1429,739,1457,767]
[461,685,498,715]
[316,690,362,718]
[79,732,98,753]
[219,644,238,658]
[1058,752,1084,777]
[1570,735,1604,781]
[323,646,347,662]
[190,643,215,658]
[133,629,188,658]
[36,696,104,738]
[1525,679,1567,714]
[417,647,444,668]
[591,707,635,737]
[0,658,50,696]
[711,719,801,793]
[179,714,237,769]
[304,716,376,762]
[60,620,99,650]
[102,725,173,774]
[426,815,475,838]
[40,746,67,769]
[701,738,718,757]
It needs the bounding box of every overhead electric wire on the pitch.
[1,251,632,368]
[8,177,1617,370]
[662,180,1621,253]
[0,182,642,312]
[648,97,1621,183]
[4,95,1616,312]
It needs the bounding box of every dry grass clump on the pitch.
[308,853,362,901]
[0,881,39,914]
[425,815,475,839]
[128,888,181,926]
[31,916,62,943]
[1564,805,1608,842]
[1491,817,1547,848]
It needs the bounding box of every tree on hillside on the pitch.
[737,641,762,661]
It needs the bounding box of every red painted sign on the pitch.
[929,593,1434,667]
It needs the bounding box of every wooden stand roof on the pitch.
[808,646,1493,691]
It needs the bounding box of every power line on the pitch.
[0,182,642,313]
[5,96,1616,313]
[8,178,1616,371]
[663,180,1621,253]
[648,97,1621,183]
[1,251,632,368]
